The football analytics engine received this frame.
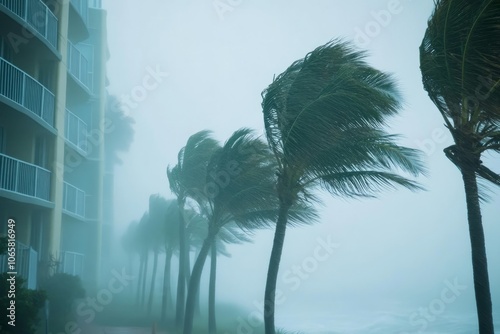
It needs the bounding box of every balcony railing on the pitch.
[0,240,38,289]
[67,41,92,92]
[0,153,51,201]
[0,0,58,49]
[59,250,84,277]
[65,109,88,153]
[63,181,86,219]
[70,0,88,26]
[0,57,55,128]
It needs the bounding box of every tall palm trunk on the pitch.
[161,246,173,323]
[183,236,213,334]
[264,202,291,334]
[461,167,494,334]
[194,248,202,317]
[208,242,217,334]
[176,202,187,328]
[147,249,159,315]
[136,253,145,306]
[141,250,149,308]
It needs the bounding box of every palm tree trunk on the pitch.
[461,167,494,334]
[141,250,149,308]
[264,203,291,334]
[183,236,213,334]
[136,253,145,306]
[176,203,187,328]
[208,242,217,334]
[147,249,159,315]
[194,248,202,317]
[161,246,173,323]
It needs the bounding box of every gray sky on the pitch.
[102,1,499,331]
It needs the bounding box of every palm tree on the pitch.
[208,224,251,334]
[420,2,500,333]
[136,212,150,308]
[161,199,180,323]
[147,194,171,315]
[121,220,140,298]
[260,40,426,334]
[182,128,285,334]
[167,131,220,328]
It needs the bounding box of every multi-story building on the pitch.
[0,0,109,291]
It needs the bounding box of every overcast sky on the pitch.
[101,1,499,331]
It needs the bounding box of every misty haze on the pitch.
[0,1,499,334]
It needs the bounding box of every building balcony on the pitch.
[67,41,93,94]
[63,181,86,219]
[59,250,84,277]
[0,241,38,289]
[0,57,55,130]
[0,0,58,52]
[0,153,51,202]
[68,0,89,41]
[65,109,88,154]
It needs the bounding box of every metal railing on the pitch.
[0,240,38,289]
[0,153,51,201]
[59,250,84,277]
[67,41,92,92]
[65,109,88,153]
[0,57,55,127]
[0,0,58,49]
[70,0,88,26]
[63,181,86,219]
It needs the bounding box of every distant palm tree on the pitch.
[120,220,139,297]
[208,224,251,334]
[167,131,219,328]
[136,212,150,308]
[420,2,500,333]
[161,199,180,323]
[182,128,281,334]
[147,194,171,315]
[260,40,426,334]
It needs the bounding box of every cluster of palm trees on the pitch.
[160,39,430,334]
[122,1,499,333]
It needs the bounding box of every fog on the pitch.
[101,1,500,332]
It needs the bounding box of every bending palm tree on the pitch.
[261,40,426,334]
[167,131,219,328]
[183,128,313,334]
[420,1,500,332]
[208,223,252,334]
